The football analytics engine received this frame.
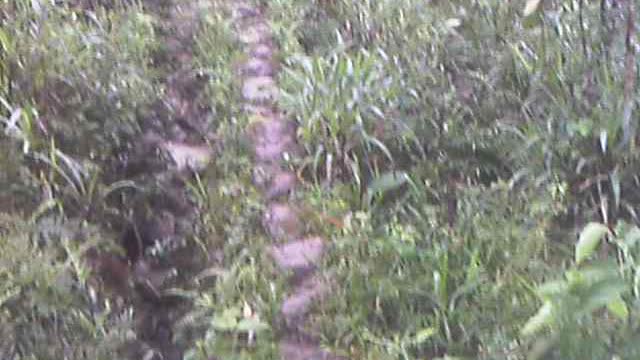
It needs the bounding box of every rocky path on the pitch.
[92,0,346,358]
[231,1,344,359]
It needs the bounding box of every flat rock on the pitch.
[270,237,325,272]
[161,142,211,171]
[243,103,276,117]
[248,116,296,144]
[254,137,296,163]
[250,43,275,59]
[242,76,278,103]
[281,275,330,326]
[263,203,303,240]
[232,4,259,21]
[238,21,272,45]
[280,336,345,360]
[266,170,297,199]
[242,58,276,76]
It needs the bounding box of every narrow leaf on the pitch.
[520,301,554,336]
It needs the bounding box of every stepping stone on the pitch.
[250,43,275,59]
[280,336,345,360]
[270,236,325,272]
[248,116,296,144]
[244,103,277,117]
[242,58,276,77]
[232,4,259,21]
[254,137,295,163]
[263,203,303,241]
[266,170,297,199]
[238,21,272,45]
[161,142,211,171]
[242,76,278,103]
[281,275,330,327]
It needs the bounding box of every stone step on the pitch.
[247,114,296,140]
[253,136,296,163]
[242,76,279,103]
[263,203,304,241]
[243,104,274,118]
[231,3,260,21]
[250,43,275,60]
[251,125,296,148]
[242,57,277,77]
[160,142,211,171]
[237,21,272,45]
[281,275,330,328]
[270,236,325,273]
[265,170,297,199]
[279,336,345,360]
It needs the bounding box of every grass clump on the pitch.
[273,0,640,358]
[0,2,159,358]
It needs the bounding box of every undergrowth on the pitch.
[271,0,640,359]
[1,0,639,359]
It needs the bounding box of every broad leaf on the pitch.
[576,223,609,265]
[236,318,269,332]
[537,280,568,300]
[523,0,543,17]
[580,278,627,315]
[365,171,409,206]
[607,297,629,321]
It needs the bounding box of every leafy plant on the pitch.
[521,222,638,359]
[0,215,132,359]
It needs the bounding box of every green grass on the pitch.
[1,0,639,359]
[270,0,640,358]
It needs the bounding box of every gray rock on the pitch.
[263,203,303,241]
[242,57,276,77]
[242,76,278,103]
[237,21,272,45]
[160,141,211,171]
[254,137,295,163]
[279,336,345,360]
[281,275,330,326]
[250,43,275,59]
[266,171,297,199]
[270,237,325,272]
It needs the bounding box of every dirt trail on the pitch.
[231,2,344,359]
[100,0,214,359]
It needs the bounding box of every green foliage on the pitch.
[2,2,158,156]
[0,1,157,358]
[0,215,132,359]
[520,222,640,359]
[181,132,281,359]
[1,0,639,359]
[194,6,243,121]
[281,48,399,185]
[273,0,640,358]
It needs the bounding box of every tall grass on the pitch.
[274,0,640,358]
